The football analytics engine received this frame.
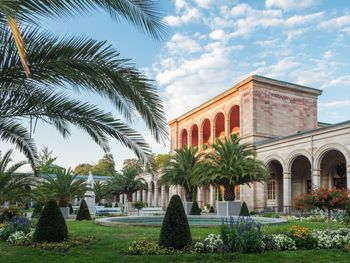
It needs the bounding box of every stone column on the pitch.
[188,130,192,147]
[197,187,204,208]
[142,190,146,203]
[199,129,203,151]
[283,172,291,213]
[312,169,321,189]
[210,122,215,144]
[347,165,350,191]
[154,183,159,207]
[136,191,141,201]
[209,185,217,208]
[225,118,230,138]
[161,186,166,208]
[148,187,152,207]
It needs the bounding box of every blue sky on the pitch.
[4,0,350,171]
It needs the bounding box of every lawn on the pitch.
[0,220,349,263]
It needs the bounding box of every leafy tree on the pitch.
[91,154,116,176]
[0,1,167,166]
[33,199,68,243]
[108,167,145,202]
[76,200,92,221]
[0,150,34,204]
[146,154,171,175]
[38,168,90,207]
[93,181,108,204]
[36,147,59,175]
[239,201,250,216]
[123,158,143,173]
[161,147,204,201]
[132,200,146,215]
[159,195,192,249]
[199,135,268,201]
[74,163,93,175]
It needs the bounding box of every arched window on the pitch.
[215,112,225,138]
[202,119,211,145]
[180,129,188,148]
[191,124,199,147]
[229,105,240,134]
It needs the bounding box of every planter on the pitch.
[59,207,70,219]
[183,201,193,215]
[217,201,242,217]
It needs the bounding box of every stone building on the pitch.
[139,75,350,212]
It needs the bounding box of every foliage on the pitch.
[239,201,250,216]
[7,229,34,245]
[127,239,169,255]
[123,158,143,174]
[76,200,91,221]
[93,181,108,204]
[311,228,350,249]
[220,217,265,253]
[146,154,171,175]
[0,206,23,223]
[269,234,297,251]
[91,154,116,176]
[74,163,93,175]
[289,226,316,249]
[159,195,192,249]
[189,201,201,215]
[33,199,68,243]
[38,168,90,207]
[209,206,215,213]
[132,201,146,211]
[31,203,43,218]
[107,167,145,202]
[0,2,167,167]
[32,236,94,252]
[199,135,268,201]
[0,150,34,204]
[0,216,31,241]
[161,146,204,201]
[194,234,227,253]
[36,147,58,175]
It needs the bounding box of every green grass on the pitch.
[0,220,349,263]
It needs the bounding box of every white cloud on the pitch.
[319,15,350,29]
[209,29,228,41]
[256,39,278,48]
[323,50,333,59]
[265,0,319,11]
[319,100,350,108]
[166,33,201,54]
[164,7,200,26]
[285,12,324,26]
[194,0,213,9]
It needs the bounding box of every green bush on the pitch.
[31,203,43,218]
[76,200,91,221]
[209,206,215,213]
[127,239,168,255]
[189,201,201,215]
[33,199,68,243]
[159,195,192,249]
[0,206,23,223]
[239,202,250,216]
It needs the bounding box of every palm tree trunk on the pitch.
[115,194,120,203]
[127,193,133,202]
[184,187,192,202]
[223,184,235,201]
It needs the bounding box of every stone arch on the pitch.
[314,143,350,170]
[229,105,240,134]
[214,111,225,138]
[201,118,211,145]
[264,156,284,211]
[263,154,285,168]
[190,124,199,147]
[285,150,312,173]
[180,128,188,148]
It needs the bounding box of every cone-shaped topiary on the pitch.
[33,199,68,243]
[159,195,192,249]
[31,202,43,218]
[209,206,215,213]
[239,201,250,216]
[189,201,201,215]
[76,200,91,221]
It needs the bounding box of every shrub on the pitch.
[132,201,145,215]
[289,226,316,249]
[0,207,23,223]
[33,199,68,243]
[221,217,265,253]
[7,229,34,245]
[76,200,91,221]
[239,202,249,216]
[311,228,350,249]
[0,216,31,241]
[189,201,201,215]
[194,233,228,253]
[209,206,215,213]
[31,203,43,218]
[127,239,168,255]
[270,234,297,251]
[33,236,94,252]
[159,195,192,249]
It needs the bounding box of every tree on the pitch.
[76,200,92,221]
[93,181,108,204]
[199,135,268,201]
[74,163,93,175]
[0,150,35,204]
[108,167,145,202]
[239,201,250,216]
[0,1,167,166]
[92,154,116,176]
[161,147,204,202]
[146,154,171,175]
[123,158,143,173]
[159,195,192,249]
[38,168,90,207]
[132,200,146,215]
[33,199,68,243]
[36,147,59,175]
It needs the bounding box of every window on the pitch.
[267,180,276,200]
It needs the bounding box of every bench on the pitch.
[95,207,122,215]
[141,207,165,216]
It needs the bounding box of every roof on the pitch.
[168,75,322,124]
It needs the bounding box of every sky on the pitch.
[3,0,350,172]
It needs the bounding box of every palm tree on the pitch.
[93,181,108,205]
[108,167,145,202]
[0,1,167,166]
[0,150,34,204]
[161,146,204,202]
[38,168,90,207]
[199,135,268,201]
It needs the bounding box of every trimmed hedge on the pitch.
[239,201,250,216]
[159,195,192,249]
[76,200,91,221]
[189,201,201,215]
[209,206,215,213]
[33,199,68,243]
